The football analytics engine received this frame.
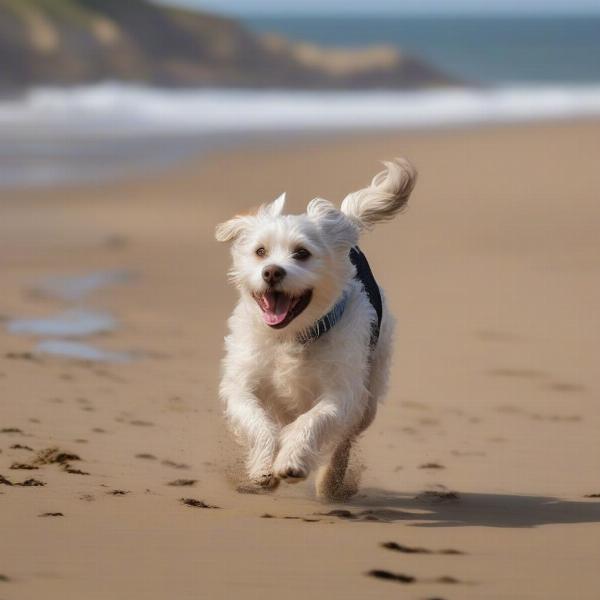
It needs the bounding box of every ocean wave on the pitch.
[2,83,600,135]
[2,83,600,187]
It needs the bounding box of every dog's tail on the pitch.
[340,158,417,230]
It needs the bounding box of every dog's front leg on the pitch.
[224,388,280,489]
[273,391,362,483]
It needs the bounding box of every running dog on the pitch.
[216,158,416,499]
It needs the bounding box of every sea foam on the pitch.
[2,83,600,187]
[2,83,600,135]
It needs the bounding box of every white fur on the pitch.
[216,158,416,499]
[341,157,417,230]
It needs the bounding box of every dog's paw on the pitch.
[273,456,309,483]
[273,436,311,483]
[237,472,280,495]
[251,472,280,490]
[277,466,308,483]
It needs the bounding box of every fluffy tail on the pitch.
[340,158,417,230]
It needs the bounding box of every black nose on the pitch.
[262,265,286,285]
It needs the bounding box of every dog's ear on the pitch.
[306,197,336,221]
[307,198,358,248]
[216,193,285,242]
[259,192,286,218]
[215,215,252,243]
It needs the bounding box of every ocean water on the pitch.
[2,15,600,187]
[245,16,600,85]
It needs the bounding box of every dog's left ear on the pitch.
[215,215,252,243]
[307,198,358,248]
[259,192,286,218]
[215,192,286,242]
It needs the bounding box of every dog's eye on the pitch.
[255,246,266,257]
[293,248,311,261]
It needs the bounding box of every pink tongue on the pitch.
[262,292,292,325]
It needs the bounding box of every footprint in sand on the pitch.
[382,542,465,555]
[4,352,40,362]
[167,479,197,487]
[10,463,39,470]
[260,514,320,522]
[179,498,220,509]
[162,459,190,470]
[419,462,445,469]
[135,453,157,460]
[20,447,91,475]
[367,569,464,586]
[10,444,33,451]
[317,509,386,522]
[367,570,416,584]
[547,382,586,392]
[530,413,581,422]
[1,474,46,486]
[129,419,155,427]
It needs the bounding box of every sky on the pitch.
[156,0,600,15]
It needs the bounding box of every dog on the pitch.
[215,158,416,499]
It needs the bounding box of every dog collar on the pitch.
[297,291,348,345]
[297,246,382,348]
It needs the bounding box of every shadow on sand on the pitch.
[344,488,600,528]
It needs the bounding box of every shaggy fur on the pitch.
[216,158,417,499]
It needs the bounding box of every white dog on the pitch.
[216,158,416,499]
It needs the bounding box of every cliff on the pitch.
[0,0,457,90]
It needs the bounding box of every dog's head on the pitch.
[216,193,358,334]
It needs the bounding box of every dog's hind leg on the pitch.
[315,394,377,501]
[315,437,355,501]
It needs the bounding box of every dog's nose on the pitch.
[262,265,286,285]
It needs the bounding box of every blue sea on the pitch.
[244,15,600,85]
[2,15,600,188]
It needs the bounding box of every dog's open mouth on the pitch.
[254,289,312,328]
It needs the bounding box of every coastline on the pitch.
[2,119,600,599]
[3,82,600,188]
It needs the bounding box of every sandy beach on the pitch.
[2,120,600,599]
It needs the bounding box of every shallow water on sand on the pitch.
[31,270,135,302]
[6,270,135,363]
[35,339,132,363]
[7,309,117,338]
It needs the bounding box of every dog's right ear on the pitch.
[258,192,286,218]
[215,215,251,243]
[307,198,358,249]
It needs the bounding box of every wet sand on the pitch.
[2,120,600,599]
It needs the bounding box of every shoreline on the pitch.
[3,82,600,189]
[2,113,600,193]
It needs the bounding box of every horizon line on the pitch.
[153,2,600,17]
[236,11,600,17]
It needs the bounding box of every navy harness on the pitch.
[298,247,383,348]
